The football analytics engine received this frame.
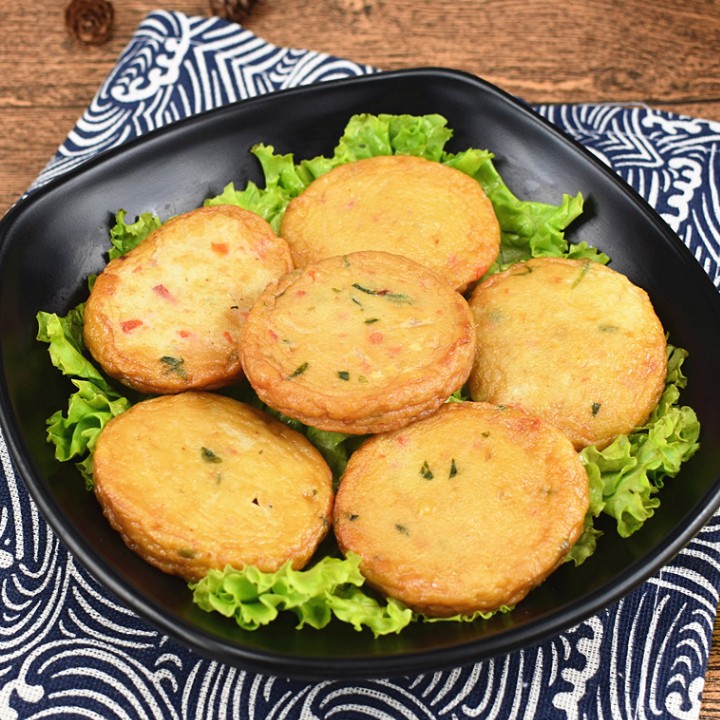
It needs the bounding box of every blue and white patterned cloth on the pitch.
[2,10,720,719]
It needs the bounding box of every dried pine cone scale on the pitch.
[209,0,258,23]
[65,0,114,45]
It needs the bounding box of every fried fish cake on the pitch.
[83,204,293,394]
[279,155,501,292]
[468,257,667,449]
[93,392,334,582]
[334,401,589,616]
[240,250,476,435]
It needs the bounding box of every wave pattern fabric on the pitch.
[3,10,720,720]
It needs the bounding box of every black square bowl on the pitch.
[1,68,719,679]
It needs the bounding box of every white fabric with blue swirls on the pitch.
[3,10,720,719]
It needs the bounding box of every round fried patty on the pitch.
[93,392,334,582]
[333,401,589,616]
[84,204,293,394]
[279,155,501,292]
[240,250,476,434]
[468,257,667,449]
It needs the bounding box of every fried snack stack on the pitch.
[81,150,668,619]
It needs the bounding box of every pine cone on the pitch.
[209,0,258,24]
[65,0,114,45]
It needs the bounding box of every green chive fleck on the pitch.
[351,283,411,304]
[289,361,309,378]
[177,548,196,559]
[337,370,350,381]
[364,317,380,324]
[395,523,410,535]
[592,402,602,416]
[201,447,222,463]
[160,355,187,377]
[420,461,434,480]
[449,458,458,478]
[599,324,620,333]
[571,260,593,288]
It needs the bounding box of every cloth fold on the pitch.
[3,10,720,719]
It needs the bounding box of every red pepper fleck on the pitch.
[178,329,192,338]
[121,319,143,333]
[296,289,307,297]
[224,331,235,344]
[211,242,229,256]
[268,329,279,341]
[369,331,384,344]
[153,284,175,302]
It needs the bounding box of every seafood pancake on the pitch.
[279,155,501,292]
[334,402,589,616]
[83,205,293,394]
[468,257,667,449]
[240,250,476,435]
[93,392,334,582]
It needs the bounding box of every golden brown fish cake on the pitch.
[279,155,501,292]
[240,250,476,435]
[468,257,667,449]
[93,392,334,582]
[83,204,293,394]
[333,401,589,617]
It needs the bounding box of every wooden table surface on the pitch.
[1,0,719,715]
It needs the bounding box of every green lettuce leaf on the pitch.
[565,514,604,566]
[579,345,700,537]
[37,306,130,487]
[108,209,162,259]
[190,552,413,636]
[37,305,110,390]
[190,551,511,635]
[441,149,607,272]
[304,426,357,482]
